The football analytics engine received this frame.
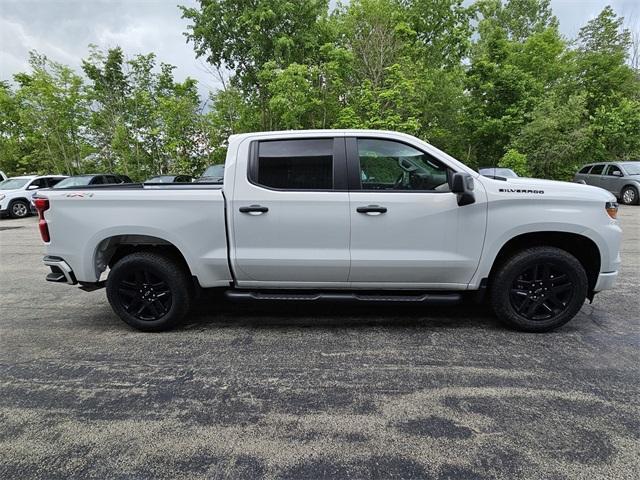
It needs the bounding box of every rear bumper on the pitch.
[43,256,77,285]
[594,271,618,292]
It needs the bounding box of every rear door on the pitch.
[231,136,351,286]
[346,137,486,287]
[587,164,606,187]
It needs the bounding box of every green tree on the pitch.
[11,52,91,175]
[499,148,531,176]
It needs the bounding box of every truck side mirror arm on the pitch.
[451,172,476,206]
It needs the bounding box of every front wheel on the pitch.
[9,200,30,218]
[490,247,588,332]
[106,251,193,331]
[620,186,639,205]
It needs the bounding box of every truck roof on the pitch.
[229,129,477,176]
[230,129,423,141]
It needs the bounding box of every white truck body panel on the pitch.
[42,188,231,287]
[39,129,621,295]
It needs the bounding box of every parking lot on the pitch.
[0,208,638,479]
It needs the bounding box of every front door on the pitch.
[231,137,351,286]
[600,164,622,195]
[346,137,486,288]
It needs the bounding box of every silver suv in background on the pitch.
[574,162,640,205]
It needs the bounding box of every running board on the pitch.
[224,290,462,305]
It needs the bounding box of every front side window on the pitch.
[28,178,48,189]
[605,165,622,176]
[357,139,450,191]
[590,164,605,175]
[253,139,333,190]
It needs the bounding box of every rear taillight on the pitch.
[605,201,618,220]
[34,198,50,242]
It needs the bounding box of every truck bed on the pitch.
[40,184,231,287]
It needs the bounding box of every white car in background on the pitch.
[0,175,67,218]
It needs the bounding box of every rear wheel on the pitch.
[620,186,639,205]
[9,200,29,218]
[106,251,193,331]
[490,247,588,332]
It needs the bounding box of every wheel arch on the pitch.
[94,234,193,282]
[488,231,601,293]
[7,196,30,206]
[621,183,639,194]
[7,197,31,216]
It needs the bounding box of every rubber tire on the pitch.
[106,251,193,332]
[490,246,588,332]
[620,186,639,205]
[9,200,30,218]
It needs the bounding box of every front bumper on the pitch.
[594,271,618,292]
[43,256,77,285]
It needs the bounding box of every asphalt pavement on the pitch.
[0,207,639,479]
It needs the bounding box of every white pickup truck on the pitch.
[35,130,622,332]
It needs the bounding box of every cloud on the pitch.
[1,0,637,101]
[0,0,220,99]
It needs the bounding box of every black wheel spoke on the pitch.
[118,287,136,298]
[509,260,574,321]
[116,267,172,322]
[551,283,572,294]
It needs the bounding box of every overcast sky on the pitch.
[1,0,638,101]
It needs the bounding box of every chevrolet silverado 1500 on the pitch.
[35,130,622,332]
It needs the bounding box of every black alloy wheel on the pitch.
[117,268,172,321]
[490,246,588,332]
[509,262,574,321]
[106,251,193,331]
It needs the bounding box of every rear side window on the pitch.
[590,164,605,175]
[252,139,334,190]
[578,166,592,174]
[47,178,63,187]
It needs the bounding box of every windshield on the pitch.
[54,176,93,188]
[622,163,640,175]
[479,168,518,178]
[147,176,175,183]
[202,165,224,178]
[0,178,30,190]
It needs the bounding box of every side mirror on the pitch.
[451,172,476,206]
[27,184,39,190]
[612,170,622,177]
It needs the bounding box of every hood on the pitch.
[480,176,616,202]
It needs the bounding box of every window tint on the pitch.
[28,178,48,188]
[47,178,64,187]
[254,139,333,190]
[605,165,622,176]
[578,165,592,174]
[357,139,449,191]
[590,164,605,175]
[90,176,104,185]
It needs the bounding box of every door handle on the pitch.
[239,205,269,215]
[357,205,387,214]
